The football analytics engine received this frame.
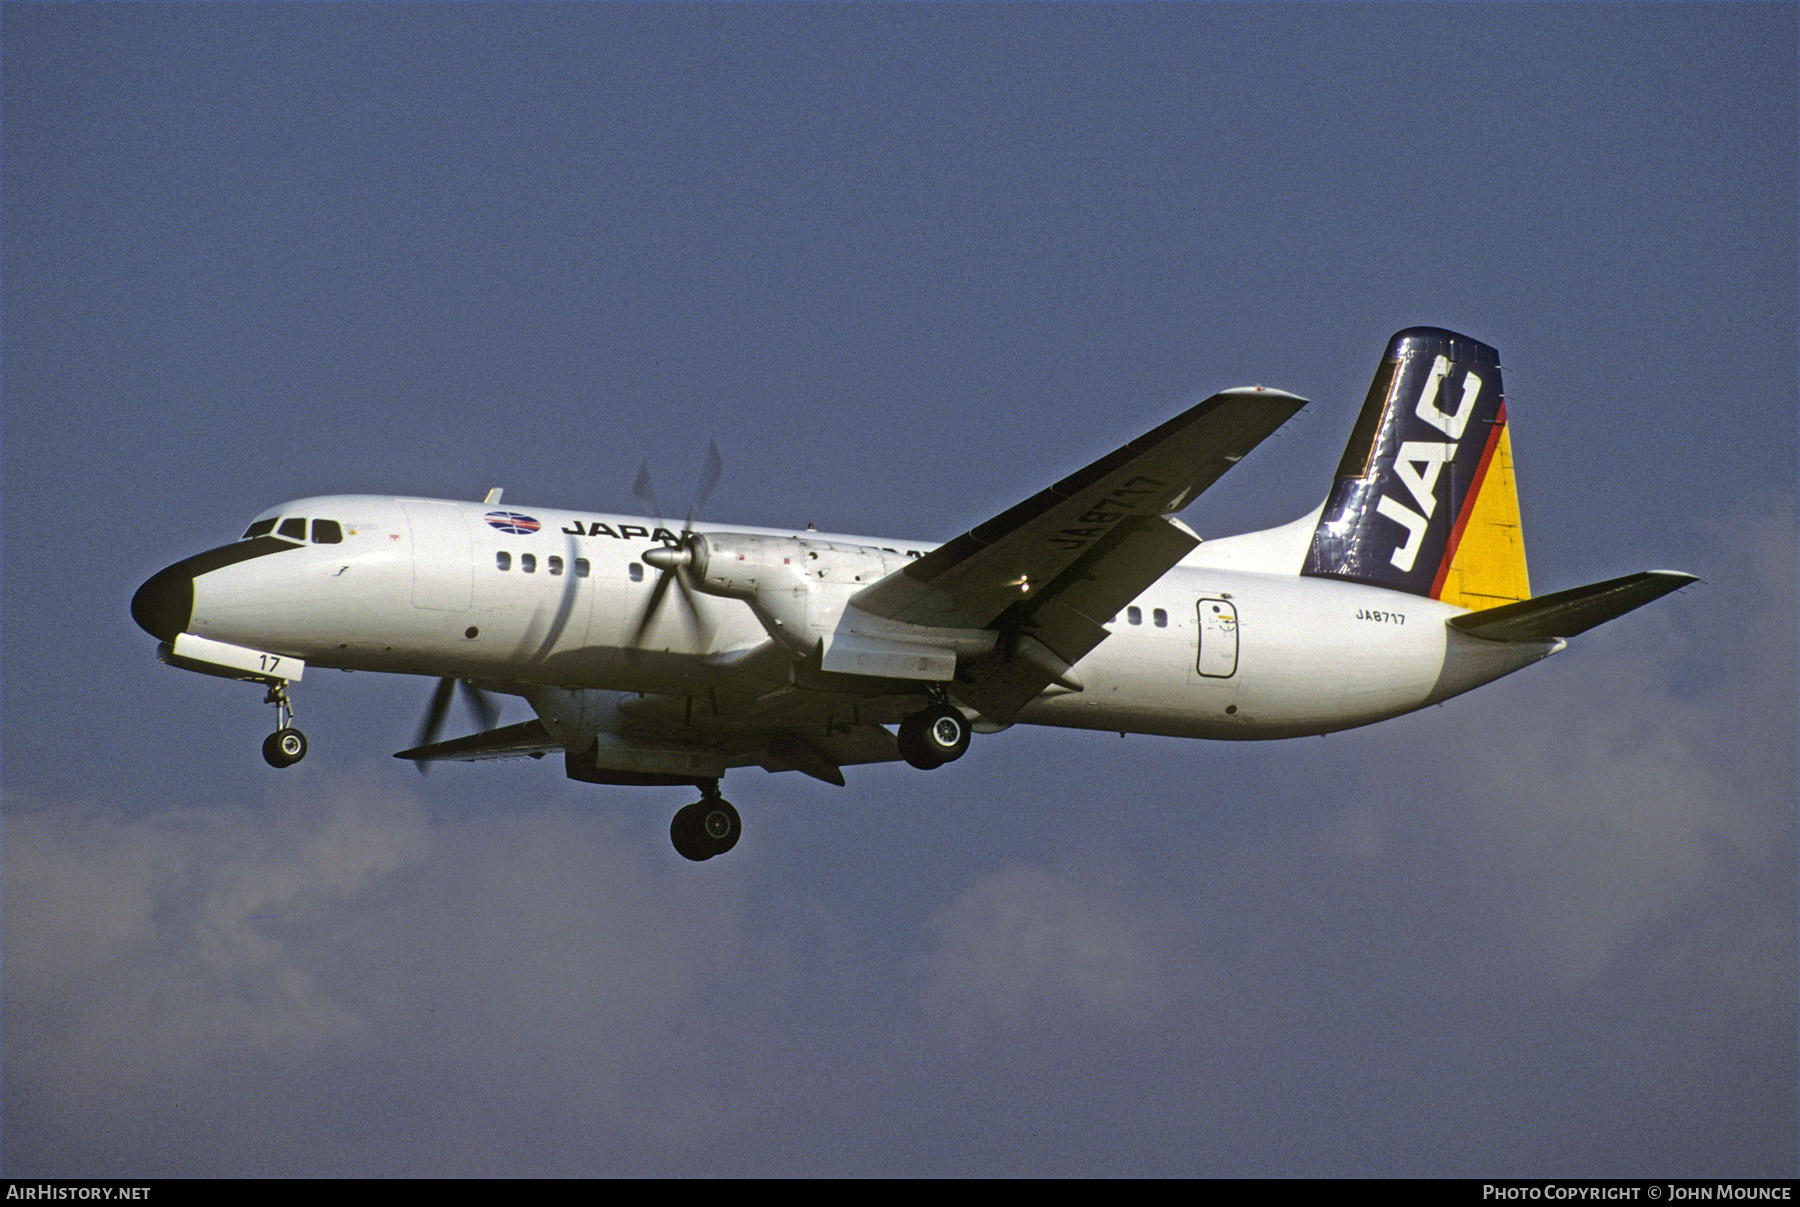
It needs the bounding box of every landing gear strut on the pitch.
[896,702,971,770]
[261,683,308,769]
[670,781,741,862]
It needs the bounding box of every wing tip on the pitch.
[1217,385,1309,405]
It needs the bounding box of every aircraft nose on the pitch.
[131,563,193,642]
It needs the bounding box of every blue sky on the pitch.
[4,3,1795,1176]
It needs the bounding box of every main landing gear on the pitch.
[670,781,741,862]
[895,702,971,770]
[261,683,308,769]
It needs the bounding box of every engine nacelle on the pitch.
[529,687,727,783]
[690,532,814,597]
[651,533,992,681]
[679,533,898,656]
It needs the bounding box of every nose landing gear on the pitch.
[670,781,740,861]
[261,683,308,768]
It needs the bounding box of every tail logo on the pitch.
[1374,357,1480,571]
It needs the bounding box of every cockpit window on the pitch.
[278,517,308,541]
[242,518,277,540]
[311,519,343,544]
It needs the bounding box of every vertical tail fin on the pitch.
[1302,327,1530,607]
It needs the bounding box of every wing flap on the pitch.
[1011,515,1203,661]
[953,514,1202,721]
[759,725,904,783]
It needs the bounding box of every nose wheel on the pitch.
[670,783,740,861]
[261,683,308,768]
[263,727,308,768]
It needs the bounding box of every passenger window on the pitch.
[575,558,590,578]
[1153,608,1168,628]
[629,563,644,582]
[496,551,512,571]
[243,519,277,539]
[521,553,537,573]
[548,555,564,576]
[312,519,343,544]
[278,517,308,541]
[1127,606,1142,626]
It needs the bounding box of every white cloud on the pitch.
[3,778,435,1105]
[921,865,1163,1027]
[2,773,786,1173]
[1438,491,1797,980]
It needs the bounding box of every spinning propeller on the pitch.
[629,441,722,650]
[409,676,501,774]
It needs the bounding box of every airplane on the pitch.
[131,327,1695,861]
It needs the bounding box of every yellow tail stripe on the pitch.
[1437,423,1531,608]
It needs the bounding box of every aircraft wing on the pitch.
[850,387,1306,631]
[395,718,560,764]
[396,702,904,786]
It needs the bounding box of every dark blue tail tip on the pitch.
[1386,327,1501,367]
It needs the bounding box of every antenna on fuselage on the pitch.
[483,487,504,504]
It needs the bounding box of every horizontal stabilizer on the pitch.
[1448,570,1696,642]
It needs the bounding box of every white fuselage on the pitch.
[177,494,1558,742]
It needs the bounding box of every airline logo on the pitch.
[484,511,542,535]
[1375,355,1481,572]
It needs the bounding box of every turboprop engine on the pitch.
[645,531,840,656]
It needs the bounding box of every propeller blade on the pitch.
[412,677,458,774]
[630,561,678,648]
[632,460,663,524]
[459,680,500,732]
[628,443,721,656]
[412,678,503,774]
[687,441,723,530]
[672,565,704,628]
